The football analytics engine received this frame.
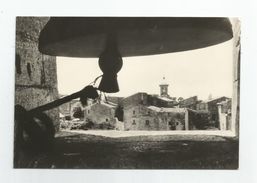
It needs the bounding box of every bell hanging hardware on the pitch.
[15,85,99,152]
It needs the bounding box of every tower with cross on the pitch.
[159,77,170,98]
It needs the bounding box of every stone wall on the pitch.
[84,102,116,128]
[124,105,186,131]
[179,96,198,109]
[124,105,157,130]
[15,17,59,130]
[122,93,148,108]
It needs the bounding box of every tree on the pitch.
[73,107,84,119]
[178,97,184,102]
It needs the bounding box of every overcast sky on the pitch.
[57,38,233,100]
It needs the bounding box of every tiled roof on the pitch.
[157,96,175,102]
[147,106,185,113]
[99,101,117,108]
[203,96,229,103]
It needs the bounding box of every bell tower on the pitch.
[159,77,169,97]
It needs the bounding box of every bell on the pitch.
[38,17,233,92]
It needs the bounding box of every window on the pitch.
[148,111,150,115]
[27,62,32,78]
[15,54,21,74]
[133,110,135,115]
[88,110,90,114]
[132,120,136,125]
[145,120,150,125]
[106,118,109,122]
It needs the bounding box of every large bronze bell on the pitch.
[38,17,233,93]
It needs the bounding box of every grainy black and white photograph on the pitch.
[14,17,240,169]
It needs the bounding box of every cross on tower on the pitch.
[159,77,169,97]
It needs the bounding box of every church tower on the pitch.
[159,77,169,97]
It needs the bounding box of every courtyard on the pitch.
[17,130,239,169]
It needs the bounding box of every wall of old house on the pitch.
[122,93,149,108]
[124,105,186,131]
[15,17,59,130]
[124,105,158,130]
[148,95,175,107]
[179,96,198,110]
[84,103,116,128]
[107,96,124,105]
[59,102,71,117]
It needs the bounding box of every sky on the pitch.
[57,38,233,100]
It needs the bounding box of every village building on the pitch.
[59,98,84,120]
[106,96,124,105]
[122,79,188,131]
[84,101,120,129]
[159,77,170,98]
[196,96,230,129]
[77,76,232,131]
[124,105,186,131]
[121,92,177,109]
[178,96,199,110]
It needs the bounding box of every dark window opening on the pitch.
[148,111,150,115]
[133,110,135,115]
[106,118,109,122]
[27,63,32,79]
[132,120,136,125]
[88,110,90,114]
[41,62,46,84]
[145,120,150,125]
[15,54,21,74]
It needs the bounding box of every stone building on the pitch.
[124,105,186,131]
[178,96,199,110]
[58,97,84,120]
[84,101,118,129]
[122,92,149,108]
[122,92,177,109]
[15,17,59,130]
[159,77,170,98]
[121,80,189,131]
[106,96,124,105]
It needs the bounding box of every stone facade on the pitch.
[15,17,59,130]
[178,96,199,110]
[107,96,124,105]
[122,92,149,108]
[84,101,117,129]
[122,92,176,109]
[124,105,186,131]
